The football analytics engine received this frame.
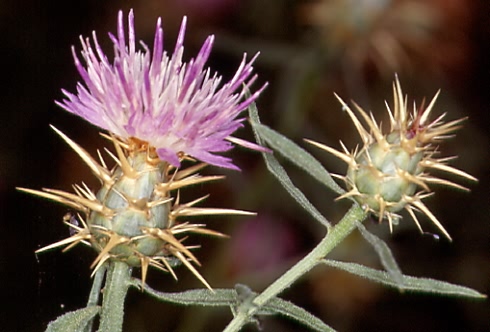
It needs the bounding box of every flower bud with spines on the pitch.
[306,77,477,240]
[19,127,254,288]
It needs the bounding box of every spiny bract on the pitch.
[19,127,255,288]
[306,77,477,240]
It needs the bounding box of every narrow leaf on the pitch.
[263,297,336,331]
[84,266,106,332]
[132,279,335,331]
[45,306,100,332]
[356,222,404,287]
[253,123,344,195]
[322,259,486,299]
[131,278,235,306]
[247,101,331,227]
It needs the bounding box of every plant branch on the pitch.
[223,204,368,332]
[97,261,131,332]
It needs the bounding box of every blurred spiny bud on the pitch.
[297,0,440,75]
[306,77,476,240]
[20,128,254,288]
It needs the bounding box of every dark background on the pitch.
[1,0,489,331]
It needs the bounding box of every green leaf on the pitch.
[252,122,344,196]
[133,279,335,331]
[247,101,331,228]
[45,306,100,332]
[130,278,235,306]
[263,297,336,331]
[87,265,106,307]
[356,222,404,287]
[322,259,486,299]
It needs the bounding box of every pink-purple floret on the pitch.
[57,9,266,169]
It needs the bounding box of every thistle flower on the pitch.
[58,9,266,170]
[306,77,477,240]
[19,10,266,289]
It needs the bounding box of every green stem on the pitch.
[223,204,367,332]
[97,261,132,332]
[87,265,106,307]
[84,265,107,332]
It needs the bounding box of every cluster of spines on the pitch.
[306,78,476,240]
[19,126,255,288]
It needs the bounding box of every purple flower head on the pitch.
[58,9,266,169]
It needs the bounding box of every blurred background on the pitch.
[0,0,489,331]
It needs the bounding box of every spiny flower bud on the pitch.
[20,128,254,288]
[306,78,477,240]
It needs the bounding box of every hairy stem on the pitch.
[88,265,106,307]
[84,265,106,332]
[97,261,132,332]
[223,204,367,332]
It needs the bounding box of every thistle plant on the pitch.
[19,8,485,332]
[19,9,267,331]
[221,80,484,331]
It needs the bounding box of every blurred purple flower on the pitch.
[227,215,300,279]
[58,9,266,169]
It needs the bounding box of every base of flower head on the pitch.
[35,213,225,288]
[19,126,255,289]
